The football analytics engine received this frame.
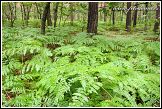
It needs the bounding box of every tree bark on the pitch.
[47,4,52,26]
[112,9,115,25]
[54,2,59,28]
[144,2,148,30]
[20,4,24,26]
[58,3,63,27]
[87,2,98,34]
[126,2,131,32]
[103,2,107,22]
[7,3,16,27]
[133,2,138,27]
[41,2,50,34]
[21,3,32,26]
[35,3,42,19]
[153,3,160,32]
[14,3,16,20]
[70,3,74,26]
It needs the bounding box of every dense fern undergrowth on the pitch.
[2,25,160,107]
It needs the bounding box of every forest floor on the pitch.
[2,24,160,107]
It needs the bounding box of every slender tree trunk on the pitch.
[103,2,107,22]
[8,3,13,27]
[8,3,15,27]
[41,2,50,34]
[87,2,98,34]
[133,2,138,27]
[35,3,42,19]
[14,3,16,20]
[110,14,112,24]
[112,9,115,25]
[20,4,24,26]
[59,3,63,27]
[120,11,122,23]
[70,3,74,25]
[138,8,141,23]
[33,5,37,19]
[54,2,59,28]
[22,3,27,26]
[126,2,131,32]
[27,6,31,20]
[153,3,160,32]
[144,2,148,30]
[47,4,52,26]
[104,12,107,22]
[21,3,31,26]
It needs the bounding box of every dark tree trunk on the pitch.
[103,3,107,22]
[22,5,28,26]
[14,3,16,20]
[41,2,50,35]
[144,2,148,30]
[47,4,52,26]
[112,9,115,25]
[153,3,160,32]
[110,14,112,24]
[104,12,107,22]
[126,2,131,32]
[133,2,138,27]
[54,2,59,28]
[87,2,98,34]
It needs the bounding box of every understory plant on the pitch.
[2,27,160,107]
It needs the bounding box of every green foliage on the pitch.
[2,27,160,107]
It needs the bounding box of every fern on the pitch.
[2,27,160,107]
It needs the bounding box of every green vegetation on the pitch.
[2,2,160,107]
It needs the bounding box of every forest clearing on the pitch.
[1,1,160,107]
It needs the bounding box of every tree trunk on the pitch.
[59,3,63,27]
[133,2,138,27]
[54,2,59,28]
[103,3,107,22]
[22,3,27,26]
[35,3,42,19]
[27,6,31,20]
[41,2,50,35]
[112,9,115,25]
[153,3,160,32]
[14,3,16,20]
[126,2,131,32]
[87,2,98,34]
[21,3,31,26]
[144,2,148,30]
[8,3,16,27]
[20,4,24,26]
[33,5,37,19]
[70,3,74,25]
[47,4,52,26]
[121,3,124,23]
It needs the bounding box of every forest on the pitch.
[1,1,160,107]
